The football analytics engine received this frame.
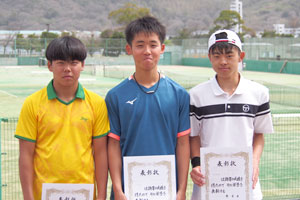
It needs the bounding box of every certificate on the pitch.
[41,183,94,200]
[123,155,176,200]
[200,147,253,200]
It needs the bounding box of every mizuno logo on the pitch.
[126,98,137,105]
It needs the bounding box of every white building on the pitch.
[273,24,300,37]
[273,24,285,35]
[230,0,243,33]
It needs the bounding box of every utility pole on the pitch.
[46,24,50,32]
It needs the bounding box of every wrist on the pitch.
[191,156,200,168]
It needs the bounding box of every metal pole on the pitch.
[14,39,17,58]
[0,118,2,200]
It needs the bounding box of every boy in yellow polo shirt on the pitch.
[15,36,110,200]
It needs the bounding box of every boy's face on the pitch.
[48,60,84,87]
[126,32,165,72]
[208,46,245,79]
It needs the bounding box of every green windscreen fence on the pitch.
[1,114,300,199]
[1,118,21,200]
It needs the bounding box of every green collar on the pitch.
[47,80,85,104]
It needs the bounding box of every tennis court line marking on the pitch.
[79,78,97,81]
[0,90,18,98]
[4,66,22,69]
[273,113,300,118]
[31,71,51,74]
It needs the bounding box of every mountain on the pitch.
[0,0,299,35]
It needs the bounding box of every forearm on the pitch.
[94,137,108,200]
[108,138,124,194]
[189,135,205,186]
[176,135,190,195]
[19,157,34,199]
[253,133,265,164]
[19,140,35,200]
[252,133,265,188]
[190,136,200,158]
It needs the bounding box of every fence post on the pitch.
[0,118,2,200]
[0,118,9,200]
[14,39,17,58]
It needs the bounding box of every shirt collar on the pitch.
[234,75,245,94]
[47,80,85,100]
[210,73,245,96]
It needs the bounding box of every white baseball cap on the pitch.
[208,29,242,51]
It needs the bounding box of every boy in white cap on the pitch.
[189,30,274,200]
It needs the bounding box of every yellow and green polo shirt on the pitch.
[15,80,110,200]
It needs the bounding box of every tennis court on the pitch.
[1,64,300,199]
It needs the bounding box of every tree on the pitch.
[177,28,192,39]
[84,34,101,57]
[101,31,125,57]
[170,28,192,45]
[289,17,300,36]
[1,31,17,55]
[261,30,277,38]
[40,31,59,49]
[15,34,26,54]
[211,10,244,33]
[100,29,114,38]
[61,31,71,37]
[108,3,150,28]
[111,31,125,39]
[27,34,42,55]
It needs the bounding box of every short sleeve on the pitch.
[105,91,121,140]
[189,89,201,137]
[93,97,110,139]
[254,88,274,134]
[15,97,37,142]
[177,90,191,137]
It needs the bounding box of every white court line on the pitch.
[31,71,51,74]
[0,90,18,98]
[79,78,97,81]
[4,66,22,69]
[273,113,300,118]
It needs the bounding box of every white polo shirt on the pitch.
[189,75,274,200]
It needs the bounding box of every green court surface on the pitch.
[1,65,299,117]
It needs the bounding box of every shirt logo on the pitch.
[81,117,88,122]
[126,98,137,105]
[242,104,250,112]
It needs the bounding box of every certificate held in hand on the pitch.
[200,147,253,200]
[123,155,176,200]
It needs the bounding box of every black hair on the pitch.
[45,36,87,62]
[125,16,166,46]
[209,42,241,55]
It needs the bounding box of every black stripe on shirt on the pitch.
[190,102,270,121]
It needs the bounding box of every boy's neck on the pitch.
[134,69,160,88]
[53,81,79,102]
[216,73,240,96]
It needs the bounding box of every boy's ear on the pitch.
[239,51,245,61]
[81,61,85,71]
[160,43,165,54]
[47,61,53,72]
[126,44,132,55]
[208,53,212,61]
